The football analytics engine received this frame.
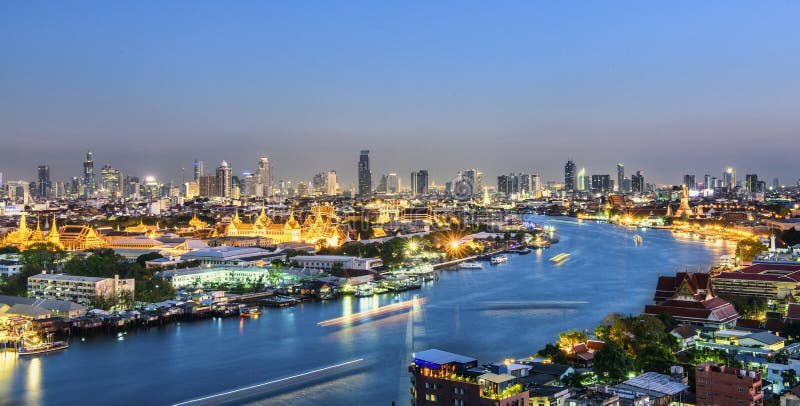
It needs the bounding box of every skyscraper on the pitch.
[37,165,51,199]
[564,160,576,193]
[683,174,696,190]
[411,170,429,196]
[591,174,610,193]
[616,163,624,192]
[215,161,232,198]
[386,173,400,195]
[256,156,271,198]
[100,165,122,197]
[83,149,95,198]
[193,159,204,181]
[724,167,736,188]
[631,171,645,194]
[358,150,371,197]
[745,174,759,193]
[704,174,711,190]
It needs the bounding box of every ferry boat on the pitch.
[18,341,69,356]
[490,254,509,264]
[239,306,262,317]
[459,261,483,269]
[549,253,570,263]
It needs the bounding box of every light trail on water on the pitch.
[317,298,427,327]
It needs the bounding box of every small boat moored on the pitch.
[18,340,69,356]
[490,254,509,264]
[239,306,262,317]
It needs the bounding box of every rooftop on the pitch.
[413,349,477,367]
[615,372,689,397]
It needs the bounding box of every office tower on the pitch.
[100,165,122,197]
[312,171,337,196]
[683,174,696,190]
[357,150,371,196]
[199,175,216,197]
[724,167,735,188]
[82,149,95,198]
[631,171,645,193]
[497,175,511,196]
[452,170,476,200]
[256,156,271,198]
[576,167,585,191]
[215,161,232,198]
[617,163,624,192]
[564,160,576,193]
[37,165,51,199]
[745,174,759,193]
[386,173,400,195]
[591,174,610,193]
[773,178,780,190]
[704,174,711,190]
[193,160,204,181]
[531,173,541,193]
[411,170,429,196]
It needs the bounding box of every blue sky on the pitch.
[1,1,798,187]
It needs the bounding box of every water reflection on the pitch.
[27,357,41,406]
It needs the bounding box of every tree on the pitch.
[736,238,767,262]
[557,330,588,354]
[783,369,799,391]
[562,372,587,388]
[136,252,163,268]
[536,343,570,365]
[593,341,636,384]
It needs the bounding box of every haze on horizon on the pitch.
[1,1,798,187]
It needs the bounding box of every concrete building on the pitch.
[27,274,134,307]
[695,362,762,406]
[409,349,528,406]
[291,255,382,271]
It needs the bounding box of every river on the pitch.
[0,217,731,405]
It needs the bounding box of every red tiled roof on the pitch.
[787,303,800,322]
[714,263,800,283]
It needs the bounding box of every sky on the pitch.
[1,1,799,188]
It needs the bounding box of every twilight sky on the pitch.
[1,1,799,188]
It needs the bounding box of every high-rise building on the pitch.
[631,171,645,194]
[724,167,736,189]
[704,174,711,190]
[683,174,696,190]
[617,163,624,192]
[745,174,759,193]
[386,173,400,195]
[37,165,51,199]
[82,149,95,198]
[773,178,780,190]
[256,156,271,198]
[312,171,337,196]
[410,170,429,196]
[199,175,216,197]
[215,161,232,198]
[100,165,122,197]
[358,150,371,197]
[591,174,610,193]
[193,160,204,181]
[564,160,576,193]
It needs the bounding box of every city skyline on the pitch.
[2,2,799,184]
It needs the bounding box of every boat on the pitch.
[18,340,69,356]
[490,254,508,264]
[459,261,483,269]
[239,306,262,317]
[517,248,532,255]
[549,253,570,263]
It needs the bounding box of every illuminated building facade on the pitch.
[37,165,51,199]
[223,206,346,248]
[411,170,429,196]
[83,149,95,198]
[0,213,64,251]
[216,161,232,198]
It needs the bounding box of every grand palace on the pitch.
[1,205,348,252]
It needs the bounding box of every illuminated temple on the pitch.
[224,206,346,247]
[1,213,67,251]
